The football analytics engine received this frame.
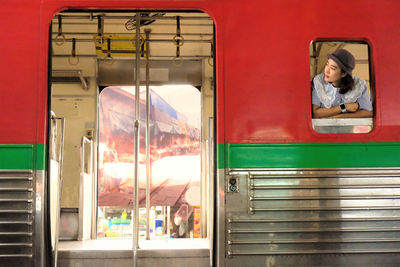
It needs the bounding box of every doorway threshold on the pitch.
[58,238,209,257]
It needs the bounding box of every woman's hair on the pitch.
[338,72,354,94]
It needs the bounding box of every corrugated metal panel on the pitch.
[0,170,34,265]
[226,168,400,257]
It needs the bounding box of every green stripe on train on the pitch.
[0,144,45,170]
[3,142,400,170]
[217,142,400,169]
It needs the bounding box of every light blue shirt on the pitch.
[312,73,373,111]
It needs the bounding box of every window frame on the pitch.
[309,40,375,134]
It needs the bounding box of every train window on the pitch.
[310,41,374,134]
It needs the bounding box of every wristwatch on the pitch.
[339,103,346,113]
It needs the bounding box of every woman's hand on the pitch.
[345,102,359,113]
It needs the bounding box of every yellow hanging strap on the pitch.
[97,15,104,43]
[68,38,79,65]
[104,38,114,65]
[55,15,65,46]
[172,16,183,66]
[173,16,184,46]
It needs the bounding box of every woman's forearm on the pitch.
[331,109,373,118]
[312,105,342,118]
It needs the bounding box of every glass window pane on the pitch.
[98,85,201,239]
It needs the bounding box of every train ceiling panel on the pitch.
[51,11,214,78]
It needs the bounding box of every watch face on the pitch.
[340,104,346,110]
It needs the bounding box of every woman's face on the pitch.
[324,58,346,86]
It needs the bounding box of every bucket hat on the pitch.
[328,49,355,75]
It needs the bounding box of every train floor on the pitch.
[58,238,210,267]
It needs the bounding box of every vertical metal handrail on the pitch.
[78,136,93,240]
[145,28,151,240]
[208,117,214,267]
[52,116,65,267]
[81,137,93,175]
[133,11,141,267]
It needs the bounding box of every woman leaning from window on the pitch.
[312,49,373,118]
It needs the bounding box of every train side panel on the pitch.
[218,1,400,266]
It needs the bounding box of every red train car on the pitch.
[1,0,400,266]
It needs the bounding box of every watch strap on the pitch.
[340,103,346,113]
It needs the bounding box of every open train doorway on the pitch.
[49,10,214,266]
